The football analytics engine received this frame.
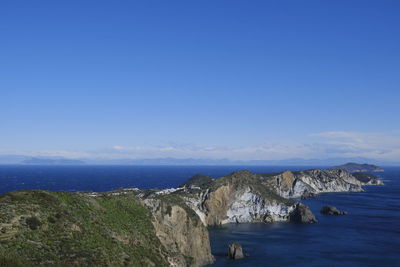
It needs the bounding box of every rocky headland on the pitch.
[180,170,316,225]
[0,168,384,266]
[330,162,384,173]
[351,172,384,185]
[262,169,365,198]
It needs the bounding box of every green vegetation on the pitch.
[257,172,280,178]
[0,190,170,266]
[0,251,30,267]
[179,174,214,188]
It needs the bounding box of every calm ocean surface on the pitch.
[0,165,399,266]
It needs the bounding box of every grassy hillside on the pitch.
[0,190,170,266]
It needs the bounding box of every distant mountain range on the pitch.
[0,156,85,165]
[0,155,398,166]
[21,157,85,165]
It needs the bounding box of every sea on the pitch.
[0,165,399,267]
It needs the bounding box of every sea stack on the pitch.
[228,242,244,260]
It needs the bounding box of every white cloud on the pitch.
[309,131,400,160]
[1,131,400,162]
[95,131,400,160]
[90,142,314,160]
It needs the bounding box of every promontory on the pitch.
[0,168,383,266]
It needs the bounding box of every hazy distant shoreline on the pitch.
[0,155,399,166]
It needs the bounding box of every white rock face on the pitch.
[223,188,294,224]
[144,169,371,227]
[363,179,384,185]
[181,196,207,226]
[266,169,364,198]
[297,174,361,195]
[184,196,208,225]
[184,187,295,226]
[290,180,311,198]
[147,168,372,228]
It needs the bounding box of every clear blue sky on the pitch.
[1,0,400,160]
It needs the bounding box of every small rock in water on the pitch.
[228,242,244,260]
[290,203,318,223]
[320,206,348,215]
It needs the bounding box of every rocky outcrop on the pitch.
[331,162,384,173]
[179,174,214,189]
[262,169,365,198]
[228,242,244,260]
[320,206,348,215]
[0,168,386,267]
[178,168,384,226]
[143,197,214,267]
[352,172,384,185]
[182,170,316,225]
[201,185,295,225]
[145,168,382,229]
[289,203,318,223]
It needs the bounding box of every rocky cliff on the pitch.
[142,195,214,267]
[261,169,365,198]
[0,168,383,266]
[178,169,382,226]
[351,172,384,185]
[180,170,316,225]
[0,189,213,267]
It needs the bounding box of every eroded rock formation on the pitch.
[143,197,214,267]
[262,169,365,198]
[182,170,315,226]
[228,242,244,260]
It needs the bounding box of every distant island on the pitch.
[331,162,384,173]
[0,155,398,166]
[21,157,85,165]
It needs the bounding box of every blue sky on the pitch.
[1,0,400,161]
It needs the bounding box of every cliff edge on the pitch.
[0,189,213,267]
[0,168,384,266]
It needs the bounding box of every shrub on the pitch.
[26,216,41,230]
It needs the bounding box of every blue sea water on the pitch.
[0,165,399,266]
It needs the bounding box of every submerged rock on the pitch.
[228,242,244,259]
[320,206,348,215]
